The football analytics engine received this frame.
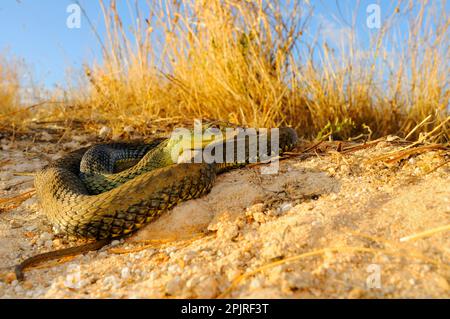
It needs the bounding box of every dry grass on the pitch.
[2,0,449,142]
[0,54,29,129]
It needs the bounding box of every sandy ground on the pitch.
[0,130,449,298]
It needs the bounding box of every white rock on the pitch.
[39,232,54,241]
[121,267,130,279]
[166,276,183,295]
[25,225,37,231]
[110,240,121,247]
[44,240,53,248]
[99,126,112,138]
[279,202,293,213]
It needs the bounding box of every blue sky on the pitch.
[0,1,446,90]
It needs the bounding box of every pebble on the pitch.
[22,281,33,290]
[279,202,293,213]
[40,232,53,241]
[99,126,112,138]
[44,240,53,248]
[4,273,16,284]
[25,225,37,232]
[110,240,121,247]
[166,276,183,295]
[121,267,130,279]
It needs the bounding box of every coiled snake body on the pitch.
[16,127,298,279]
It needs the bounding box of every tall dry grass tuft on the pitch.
[0,54,28,129]
[44,1,450,141]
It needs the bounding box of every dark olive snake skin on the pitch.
[34,128,298,240]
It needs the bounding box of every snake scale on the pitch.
[15,127,298,279]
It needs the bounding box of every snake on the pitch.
[15,127,298,280]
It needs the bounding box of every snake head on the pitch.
[166,127,224,163]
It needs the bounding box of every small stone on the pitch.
[4,272,16,284]
[279,202,293,213]
[22,281,33,290]
[39,232,53,241]
[121,267,130,279]
[166,276,183,295]
[44,240,53,248]
[110,240,121,247]
[99,126,112,138]
[25,225,37,232]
